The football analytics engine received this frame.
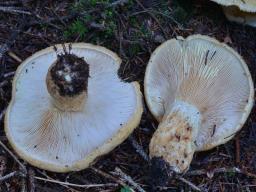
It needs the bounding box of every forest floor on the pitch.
[0,0,256,191]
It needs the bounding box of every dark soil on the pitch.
[149,157,172,189]
[50,47,89,97]
[0,0,255,192]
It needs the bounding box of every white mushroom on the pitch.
[210,0,256,27]
[5,43,143,172]
[144,35,254,184]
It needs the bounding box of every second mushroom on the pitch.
[144,35,254,185]
[210,0,256,27]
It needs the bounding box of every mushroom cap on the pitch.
[5,43,143,172]
[210,0,256,12]
[222,6,256,27]
[144,35,254,151]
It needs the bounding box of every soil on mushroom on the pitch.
[50,52,90,97]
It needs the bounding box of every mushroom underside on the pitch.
[145,35,253,185]
[5,44,142,172]
[145,35,253,151]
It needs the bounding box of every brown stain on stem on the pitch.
[149,110,198,173]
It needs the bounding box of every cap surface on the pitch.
[144,35,254,151]
[210,0,256,12]
[5,43,143,172]
[222,6,256,27]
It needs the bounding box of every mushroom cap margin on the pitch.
[5,43,143,172]
[210,0,256,12]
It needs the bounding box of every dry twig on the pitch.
[187,167,256,179]
[0,108,6,122]
[8,51,22,63]
[0,81,8,89]
[3,71,15,78]
[112,167,146,192]
[177,177,201,192]
[36,170,79,192]
[0,140,26,173]
[0,171,18,182]
[34,176,118,188]
[128,136,149,162]
[0,6,31,15]
[91,166,126,187]
[110,0,129,6]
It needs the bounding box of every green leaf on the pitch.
[120,186,133,192]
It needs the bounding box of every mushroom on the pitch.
[210,0,256,27]
[5,43,143,172]
[144,35,254,186]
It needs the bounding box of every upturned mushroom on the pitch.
[5,43,143,172]
[210,0,256,27]
[144,35,254,186]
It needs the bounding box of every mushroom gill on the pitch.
[144,35,254,186]
[5,43,143,172]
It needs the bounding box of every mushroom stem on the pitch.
[46,53,90,112]
[222,6,256,27]
[149,101,201,175]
